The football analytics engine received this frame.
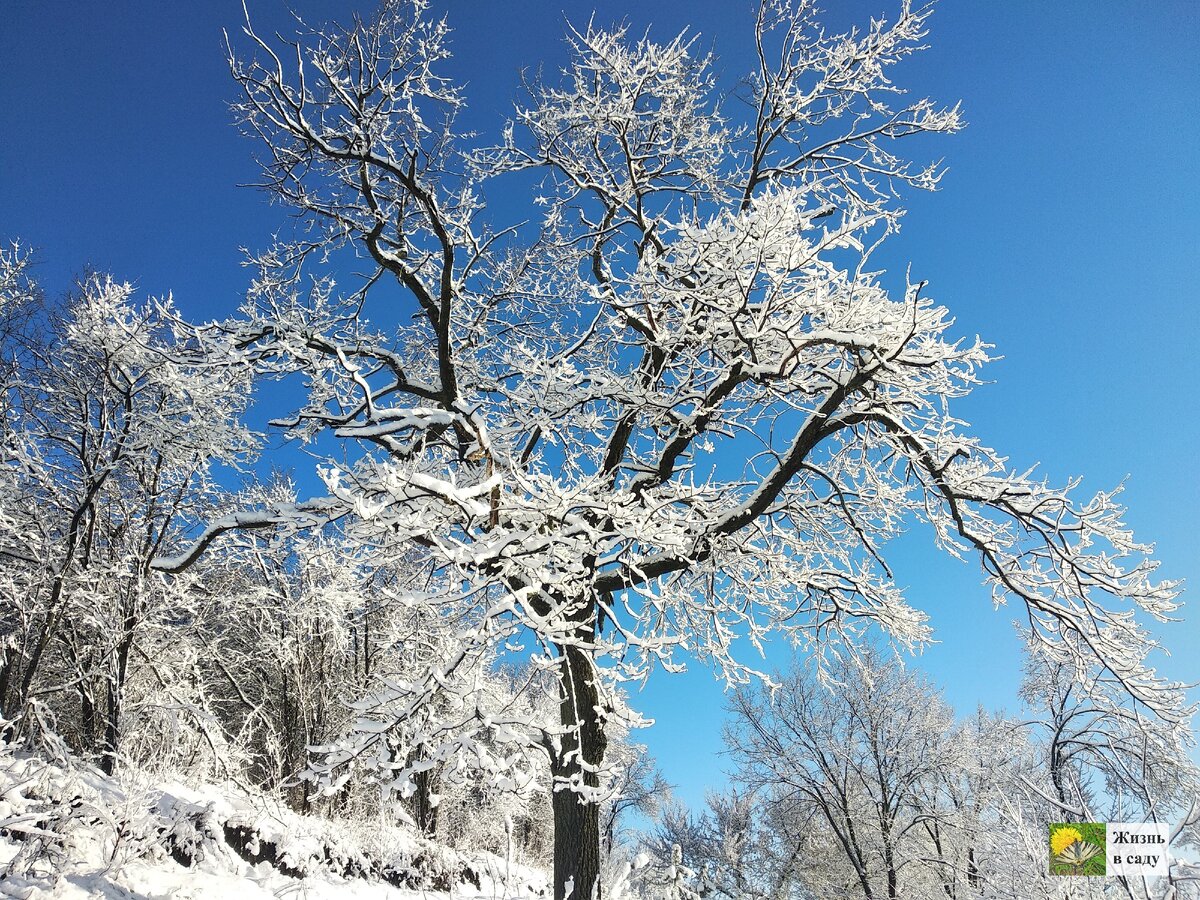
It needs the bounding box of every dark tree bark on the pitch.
[100,589,138,776]
[551,642,607,900]
[101,630,133,776]
[413,764,440,837]
[0,655,17,722]
[79,680,99,754]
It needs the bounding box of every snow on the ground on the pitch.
[0,747,548,899]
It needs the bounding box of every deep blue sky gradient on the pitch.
[3,1,1198,808]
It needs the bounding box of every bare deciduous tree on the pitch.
[725,651,958,900]
[149,1,1187,896]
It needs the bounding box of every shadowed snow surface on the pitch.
[0,749,548,899]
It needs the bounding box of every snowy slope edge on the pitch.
[0,742,549,899]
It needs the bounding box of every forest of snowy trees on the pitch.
[2,0,1198,898]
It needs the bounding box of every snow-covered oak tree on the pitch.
[153,1,1186,896]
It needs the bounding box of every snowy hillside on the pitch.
[0,747,548,899]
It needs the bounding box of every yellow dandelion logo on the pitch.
[1051,826,1084,857]
[1049,823,1106,876]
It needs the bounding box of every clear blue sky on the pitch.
[3,1,1198,809]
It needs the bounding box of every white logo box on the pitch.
[1107,823,1170,877]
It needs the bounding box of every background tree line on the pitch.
[2,0,1198,897]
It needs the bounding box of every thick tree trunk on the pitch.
[1049,743,1075,818]
[413,763,440,837]
[553,778,602,900]
[101,627,134,776]
[80,680,98,754]
[0,655,16,722]
[551,642,607,900]
[883,840,899,900]
[101,681,120,775]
